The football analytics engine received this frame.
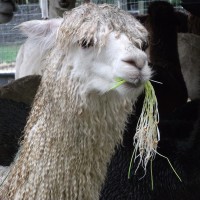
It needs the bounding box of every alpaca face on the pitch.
[65,32,151,97]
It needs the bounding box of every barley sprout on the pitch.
[131,81,160,174]
[110,79,160,174]
[110,79,181,184]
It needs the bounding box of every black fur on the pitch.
[0,99,30,166]
[100,2,199,199]
[136,1,188,118]
[100,100,200,200]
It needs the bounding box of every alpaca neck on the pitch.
[149,19,181,69]
[147,2,180,67]
[1,81,133,200]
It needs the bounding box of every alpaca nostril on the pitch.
[122,59,143,70]
[123,59,136,66]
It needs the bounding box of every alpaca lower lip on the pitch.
[125,81,142,88]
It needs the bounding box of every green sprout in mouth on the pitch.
[110,78,182,189]
[129,81,160,175]
[110,78,126,90]
[110,79,160,173]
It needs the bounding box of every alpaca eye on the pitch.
[141,41,148,51]
[79,39,94,49]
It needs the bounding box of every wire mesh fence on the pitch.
[0,0,183,73]
[0,1,41,73]
[92,0,182,13]
[126,0,182,14]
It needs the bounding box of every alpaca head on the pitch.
[44,3,151,102]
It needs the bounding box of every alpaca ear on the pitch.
[17,19,60,38]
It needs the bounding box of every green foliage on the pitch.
[0,45,20,63]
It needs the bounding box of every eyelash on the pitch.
[79,39,94,49]
[141,42,148,51]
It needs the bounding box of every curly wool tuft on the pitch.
[58,3,148,51]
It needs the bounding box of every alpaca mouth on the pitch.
[124,80,142,88]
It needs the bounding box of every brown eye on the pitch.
[79,39,94,49]
[142,41,148,51]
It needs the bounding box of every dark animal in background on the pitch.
[49,0,76,17]
[0,75,41,105]
[0,0,17,24]
[40,0,76,18]
[181,0,200,18]
[136,1,200,101]
[100,100,200,200]
[183,0,200,36]
[100,1,200,200]
[178,33,200,100]
[0,99,30,166]
[188,14,200,35]
[146,1,188,117]
[0,75,41,166]
[136,1,188,118]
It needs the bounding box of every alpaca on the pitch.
[0,75,41,105]
[15,19,62,79]
[49,0,76,18]
[178,33,200,100]
[39,0,76,19]
[188,14,200,35]
[0,99,31,166]
[0,3,151,200]
[0,76,39,169]
[181,0,200,18]
[100,99,200,200]
[0,76,40,165]
[0,0,16,24]
[136,4,200,101]
[136,11,189,34]
[175,11,188,33]
[179,1,200,35]
[136,1,188,118]
[100,2,200,199]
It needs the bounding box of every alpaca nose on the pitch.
[122,58,145,70]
